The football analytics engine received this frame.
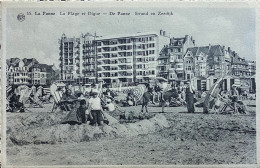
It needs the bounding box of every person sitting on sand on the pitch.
[62,85,77,101]
[177,88,186,105]
[104,99,115,112]
[126,92,135,106]
[9,91,25,112]
[210,93,225,113]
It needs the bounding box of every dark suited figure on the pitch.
[185,81,195,113]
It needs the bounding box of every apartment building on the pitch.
[247,60,256,76]
[95,31,170,85]
[157,35,195,82]
[59,30,170,85]
[184,44,232,80]
[7,58,20,85]
[59,34,81,83]
[6,58,56,86]
[13,58,38,85]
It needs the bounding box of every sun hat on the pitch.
[91,89,99,95]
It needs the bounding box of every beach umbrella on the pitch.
[203,77,224,113]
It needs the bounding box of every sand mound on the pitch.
[7,113,169,145]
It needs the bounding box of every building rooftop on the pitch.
[7,58,20,67]
[186,45,223,58]
[96,32,160,41]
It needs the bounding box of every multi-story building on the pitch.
[157,35,195,82]
[13,58,38,85]
[184,44,232,80]
[206,45,231,78]
[96,31,170,85]
[59,30,170,85]
[30,64,56,85]
[247,60,256,76]
[6,58,20,85]
[80,33,97,84]
[231,53,250,77]
[59,34,81,83]
[183,47,200,80]
[6,58,56,86]
[58,33,255,89]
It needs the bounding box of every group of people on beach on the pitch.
[7,78,253,126]
[60,84,116,126]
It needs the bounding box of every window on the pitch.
[187,74,191,80]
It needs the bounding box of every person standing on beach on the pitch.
[185,81,196,113]
[88,89,104,126]
[231,85,239,114]
[76,99,87,124]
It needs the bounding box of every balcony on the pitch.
[175,59,183,63]
[85,69,95,72]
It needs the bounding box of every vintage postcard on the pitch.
[1,1,259,167]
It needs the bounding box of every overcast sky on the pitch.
[6,7,255,66]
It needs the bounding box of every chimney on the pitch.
[228,47,230,52]
[163,31,166,36]
[170,38,173,44]
[193,40,195,46]
[160,30,163,35]
[185,35,189,41]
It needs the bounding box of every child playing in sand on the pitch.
[76,99,87,124]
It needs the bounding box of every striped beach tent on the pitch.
[132,84,147,103]
[43,87,51,95]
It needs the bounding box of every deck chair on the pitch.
[50,84,70,112]
[19,88,32,105]
[7,93,32,112]
[29,87,44,108]
[51,90,70,112]
[39,87,52,104]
